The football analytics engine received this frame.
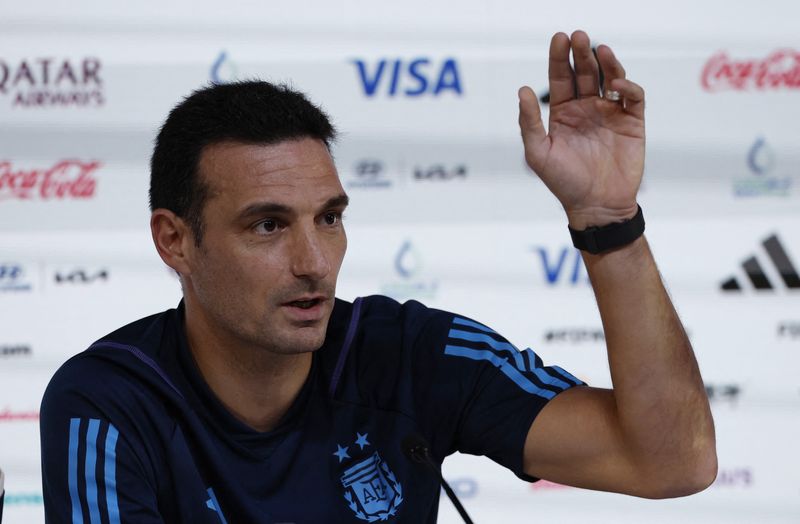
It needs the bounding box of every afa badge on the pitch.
[333,432,403,521]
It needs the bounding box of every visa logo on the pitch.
[532,247,589,286]
[352,58,462,97]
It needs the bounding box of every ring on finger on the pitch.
[604,90,621,102]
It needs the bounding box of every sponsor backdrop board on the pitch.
[0,1,798,522]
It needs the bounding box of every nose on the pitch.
[290,224,331,280]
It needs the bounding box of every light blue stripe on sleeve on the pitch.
[84,419,101,524]
[444,345,556,399]
[522,348,573,389]
[104,425,121,524]
[448,329,525,369]
[549,364,582,385]
[524,348,540,372]
[523,348,581,386]
[521,349,571,389]
[452,317,496,334]
[68,418,84,524]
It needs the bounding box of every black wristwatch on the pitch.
[568,205,645,254]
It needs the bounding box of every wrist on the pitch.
[568,205,645,255]
[566,204,639,231]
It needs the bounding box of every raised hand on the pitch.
[519,30,645,230]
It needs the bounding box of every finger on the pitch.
[548,32,575,106]
[518,86,546,140]
[518,86,549,166]
[571,30,600,98]
[609,78,645,120]
[596,44,626,96]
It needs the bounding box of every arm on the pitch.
[40,368,166,523]
[518,31,716,498]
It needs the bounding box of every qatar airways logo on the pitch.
[702,49,800,91]
[0,57,104,107]
[0,160,101,200]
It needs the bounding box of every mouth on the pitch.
[284,296,326,310]
[280,294,331,324]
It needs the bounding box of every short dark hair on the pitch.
[149,80,337,245]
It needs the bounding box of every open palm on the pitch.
[519,31,646,229]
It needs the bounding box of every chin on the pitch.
[273,328,327,355]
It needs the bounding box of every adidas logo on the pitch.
[721,234,800,292]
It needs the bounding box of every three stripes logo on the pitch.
[67,418,121,524]
[443,316,583,399]
[721,234,800,292]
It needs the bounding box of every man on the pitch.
[40,31,716,523]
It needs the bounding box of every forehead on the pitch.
[198,138,341,206]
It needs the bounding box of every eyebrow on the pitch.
[237,193,350,221]
[324,194,350,210]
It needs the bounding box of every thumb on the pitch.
[518,86,548,165]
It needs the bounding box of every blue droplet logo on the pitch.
[747,137,775,176]
[210,51,238,85]
[394,240,421,279]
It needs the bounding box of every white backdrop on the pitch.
[1,1,799,522]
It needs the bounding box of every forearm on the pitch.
[584,234,717,494]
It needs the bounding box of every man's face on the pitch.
[184,138,348,355]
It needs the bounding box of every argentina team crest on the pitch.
[333,431,403,521]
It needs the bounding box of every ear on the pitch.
[150,209,195,276]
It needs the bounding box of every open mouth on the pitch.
[287,298,322,309]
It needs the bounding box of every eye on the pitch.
[323,212,342,226]
[255,219,279,234]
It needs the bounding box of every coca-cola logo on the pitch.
[530,480,572,491]
[0,57,104,107]
[702,49,800,92]
[0,408,39,422]
[0,160,100,200]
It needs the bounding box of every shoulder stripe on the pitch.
[448,329,515,350]
[104,425,121,524]
[444,345,556,399]
[448,329,524,369]
[524,348,540,372]
[452,317,496,334]
[548,365,582,386]
[84,419,101,524]
[68,418,83,524]
[445,317,583,398]
[524,355,572,389]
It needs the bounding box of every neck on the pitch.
[183,302,312,433]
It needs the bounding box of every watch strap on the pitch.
[568,205,645,254]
